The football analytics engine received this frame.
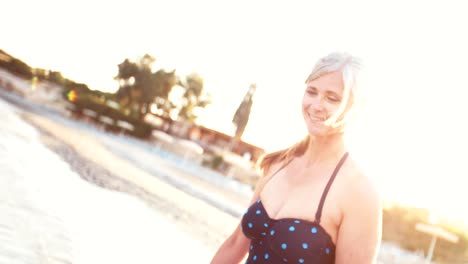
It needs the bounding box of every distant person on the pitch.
[210,52,382,264]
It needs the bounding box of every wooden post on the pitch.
[415,223,458,264]
[425,235,437,264]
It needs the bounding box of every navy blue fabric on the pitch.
[241,153,348,264]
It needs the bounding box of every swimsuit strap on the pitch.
[315,152,349,223]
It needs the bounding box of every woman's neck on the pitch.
[302,133,346,167]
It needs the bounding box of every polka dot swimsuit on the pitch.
[241,153,349,264]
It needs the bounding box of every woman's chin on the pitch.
[306,127,330,137]
[307,125,342,138]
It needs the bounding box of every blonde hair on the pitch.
[258,52,363,174]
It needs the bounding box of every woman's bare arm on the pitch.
[335,174,382,264]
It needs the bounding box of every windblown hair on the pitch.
[258,52,363,174]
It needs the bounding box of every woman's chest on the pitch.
[259,174,343,244]
[242,201,336,263]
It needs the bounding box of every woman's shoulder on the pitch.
[258,159,288,183]
[340,156,381,204]
[264,160,283,175]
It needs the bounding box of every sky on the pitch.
[2,0,468,224]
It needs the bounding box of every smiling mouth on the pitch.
[307,113,327,122]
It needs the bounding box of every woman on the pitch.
[210,52,382,264]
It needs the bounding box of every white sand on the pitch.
[0,96,239,263]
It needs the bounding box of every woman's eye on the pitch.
[328,96,341,103]
[307,90,317,95]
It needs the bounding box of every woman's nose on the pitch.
[312,96,325,112]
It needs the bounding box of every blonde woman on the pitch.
[211,52,382,264]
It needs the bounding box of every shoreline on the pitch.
[15,105,239,252]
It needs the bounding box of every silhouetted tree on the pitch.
[48,71,65,84]
[176,73,211,122]
[148,69,177,117]
[228,83,256,151]
[33,68,49,80]
[114,54,176,119]
[0,50,33,79]
[232,83,256,139]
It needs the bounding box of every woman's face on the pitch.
[302,71,346,137]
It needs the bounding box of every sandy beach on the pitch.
[22,109,241,250]
[0,90,246,263]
